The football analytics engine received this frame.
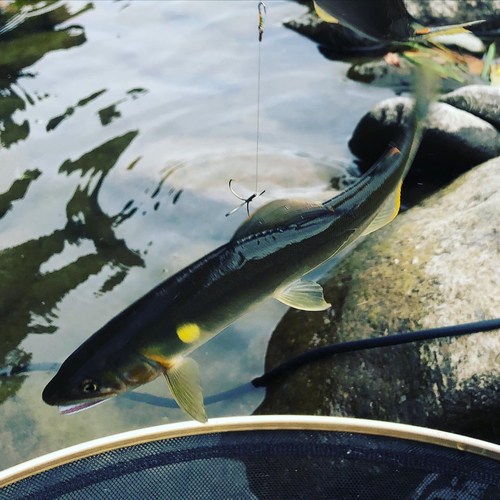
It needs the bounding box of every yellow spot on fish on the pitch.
[177,323,201,343]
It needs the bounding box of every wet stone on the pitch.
[283,10,380,53]
[349,88,500,181]
[256,157,500,442]
[440,85,500,130]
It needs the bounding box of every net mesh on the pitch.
[2,429,500,500]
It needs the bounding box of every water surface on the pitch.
[0,0,392,470]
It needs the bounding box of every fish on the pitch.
[313,0,484,43]
[42,72,431,424]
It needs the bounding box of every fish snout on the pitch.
[42,381,58,406]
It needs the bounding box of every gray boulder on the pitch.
[404,0,500,32]
[440,85,500,130]
[349,89,500,176]
[256,156,500,441]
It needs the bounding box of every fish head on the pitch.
[42,345,160,415]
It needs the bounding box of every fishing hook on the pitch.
[225,179,265,217]
[258,1,266,42]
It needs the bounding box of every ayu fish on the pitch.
[43,75,430,423]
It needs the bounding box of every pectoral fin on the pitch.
[362,181,401,236]
[313,2,339,23]
[274,280,331,311]
[164,357,207,423]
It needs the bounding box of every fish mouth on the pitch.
[58,398,108,415]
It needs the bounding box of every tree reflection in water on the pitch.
[0,0,91,147]
[0,131,144,403]
[0,1,98,403]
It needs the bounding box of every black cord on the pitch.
[2,319,500,409]
[251,318,500,388]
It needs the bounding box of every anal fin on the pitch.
[274,280,331,311]
[164,357,207,423]
[362,181,401,237]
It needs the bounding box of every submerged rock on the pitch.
[256,157,500,442]
[283,10,377,53]
[349,86,500,181]
[347,57,413,92]
[346,57,481,93]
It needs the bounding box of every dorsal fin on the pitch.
[231,199,329,241]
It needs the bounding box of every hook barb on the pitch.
[226,179,265,217]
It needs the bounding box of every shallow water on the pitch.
[0,0,392,470]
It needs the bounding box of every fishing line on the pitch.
[226,2,267,217]
[255,1,265,193]
[4,318,500,409]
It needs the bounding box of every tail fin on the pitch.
[400,62,436,178]
[368,63,434,182]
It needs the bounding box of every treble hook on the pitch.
[258,1,266,42]
[225,179,265,217]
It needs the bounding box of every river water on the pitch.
[0,0,391,470]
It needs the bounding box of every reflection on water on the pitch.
[0,0,394,470]
[46,88,106,131]
[0,131,144,393]
[0,1,91,148]
[0,168,40,218]
[0,87,30,148]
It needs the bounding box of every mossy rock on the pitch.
[256,156,500,442]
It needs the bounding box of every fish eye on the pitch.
[82,380,99,393]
